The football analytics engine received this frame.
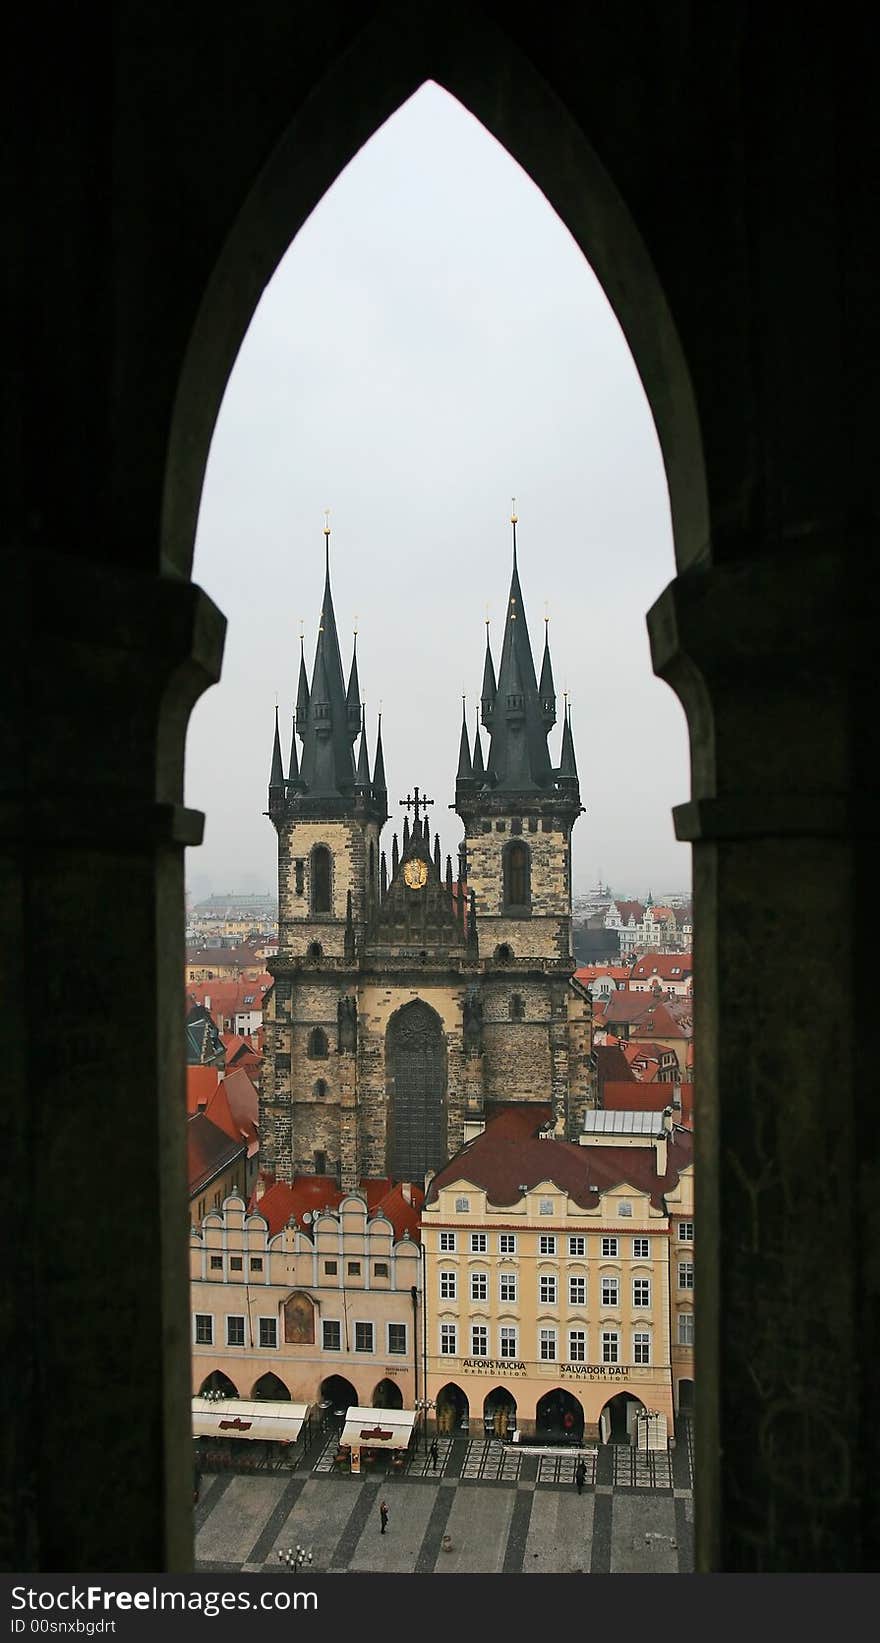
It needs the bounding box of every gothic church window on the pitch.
[308,1028,329,1059]
[504,840,530,908]
[311,845,332,913]
[510,994,525,1020]
[386,1000,447,1181]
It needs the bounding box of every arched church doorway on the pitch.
[386,1000,447,1180]
[436,1383,469,1435]
[536,1388,585,1443]
[198,1370,238,1399]
[251,1373,290,1401]
[483,1387,517,1439]
[372,1378,404,1410]
[599,1392,644,1445]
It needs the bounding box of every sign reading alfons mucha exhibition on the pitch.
[459,1358,528,1376]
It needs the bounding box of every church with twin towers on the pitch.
[260,512,592,1190]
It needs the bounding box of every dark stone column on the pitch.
[1,551,224,1572]
[648,546,878,1571]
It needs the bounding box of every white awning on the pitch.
[192,1398,311,1443]
[339,1406,416,1450]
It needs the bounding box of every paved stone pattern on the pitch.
[195,1442,694,1574]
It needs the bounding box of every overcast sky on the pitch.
[186,84,690,904]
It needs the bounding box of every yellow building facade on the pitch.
[421,1109,693,1443]
[190,1193,422,1411]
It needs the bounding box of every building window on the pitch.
[471,1271,488,1302]
[678,1312,694,1346]
[678,1261,695,1289]
[500,1272,517,1303]
[539,1234,556,1255]
[500,1327,518,1358]
[230,1256,243,1271]
[633,1331,651,1365]
[632,1238,650,1259]
[679,1221,694,1242]
[471,1324,488,1357]
[314,1150,326,1173]
[322,1320,341,1351]
[568,1330,586,1362]
[307,1027,329,1059]
[568,1236,585,1256]
[569,1276,586,1307]
[324,1260,337,1276]
[455,1196,470,1213]
[440,1231,456,1252]
[347,1262,361,1277]
[354,1322,374,1353]
[509,994,525,1020]
[601,1237,618,1257]
[195,1315,213,1345]
[539,1274,557,1304]
[633,1279,651,1308]
[469,1232,487,1253]
[258,1318,278,1349]
[601,1277,619,1308]
[374,1262,389,1279]
[602,1330,620,1364]
[250,1258,263,1273]
[440,1323,457,1355]
[209,1255,223,1270]
[539,1198,554,1215]
[617,1201,633,1218]
[311,845,332,914]
[499,1234,516,1255]
[226,1316,245,1347]
[440,1270,457,1300]
[503,840,530,908]
[387,1324,406,1355]
[312,1079,327,1098]
[539,1328,557,1361]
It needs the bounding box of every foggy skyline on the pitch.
[185,84,691,904]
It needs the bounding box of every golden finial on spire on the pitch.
[353,613,358,638]
[323,507,331,537]
[511,495,518,525]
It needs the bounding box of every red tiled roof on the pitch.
[603,1081,677,1111]
[221,1066,260,1147]
[186,1065,221,1113]
[427,1103,692,1212]
[678,1083,694,1128]
[613,900,644,924]
[187,1112,246,1197]
[594,1044,636,1088]
[629,953,693,982]
[574,964,631,982]
[603,993,690,1039]
[254,1176,424,1242]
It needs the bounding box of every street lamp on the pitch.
[278,1544,314,1571]
[414,1396,436,1454]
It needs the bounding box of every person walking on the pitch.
[429,1437,439,1471]
[379,1500,389,1535]
[575,1459,586,1496]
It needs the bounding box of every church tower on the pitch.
[454,508,591,1133]
[261,520,387,1184]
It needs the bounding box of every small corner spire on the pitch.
[268,703,285,797]
[457,694,473,782]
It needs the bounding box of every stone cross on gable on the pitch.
[399,787,434,826]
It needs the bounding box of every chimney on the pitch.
[654,1106,674,1175]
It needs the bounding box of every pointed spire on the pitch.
[346,627,362,736]
[434,833,442,879]
[402,814,410,852]
[287,712,300,786]
[372,713,387,798]
[355,707,371,789]
[298,518,356,798]
[539,614,556,728]
[269,704,284,792]
[296,631,310,728]
[445,854,453,893]
[457,696,473,782]
[480,508,553,793]
[472,705,485,781]
[480,619,497,728]
[392,833,400,876]
[558,698,579,787]
[380,850,388,898]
